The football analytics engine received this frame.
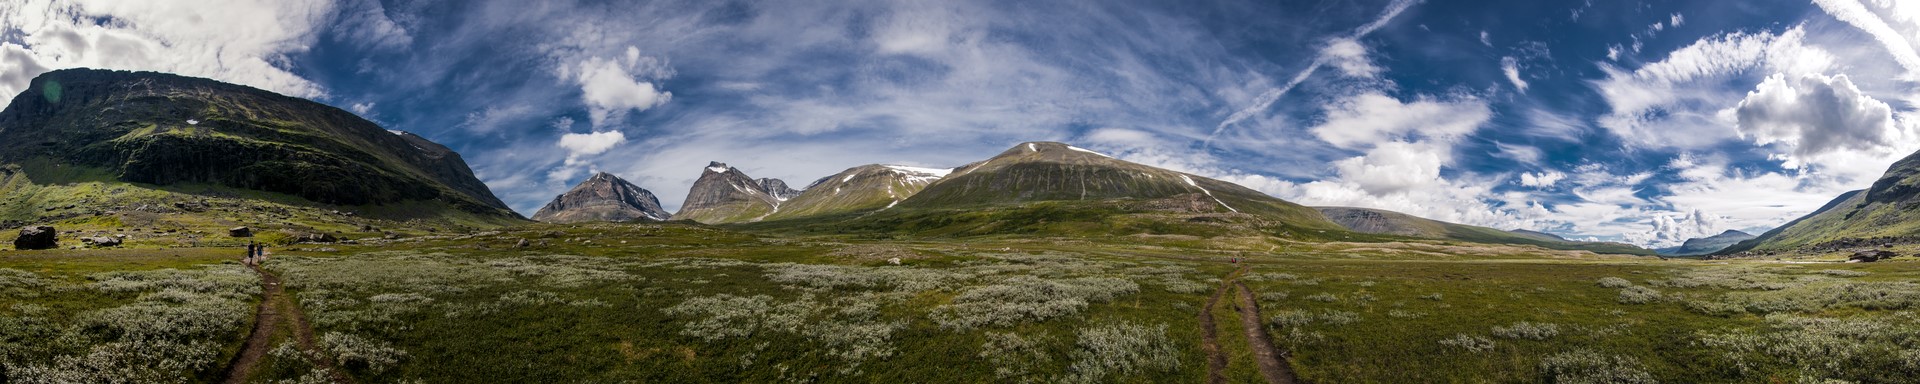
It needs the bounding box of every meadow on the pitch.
[0,222,1916,383]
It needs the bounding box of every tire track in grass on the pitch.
[1234,280,1302,384]
[222,261,355,384]
[1199,265,1247,384]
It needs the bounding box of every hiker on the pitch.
[244,242,255,265]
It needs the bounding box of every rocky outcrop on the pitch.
[531,172,670,223]
[12,225,55,250]
[757,178,803,201]
[230,226,253,237]
[81,236,121,247]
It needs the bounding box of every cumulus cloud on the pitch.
[557,130,627,163]
[1520,171,1564,188]
[1734,72,1902,166]
[558,46,673,128]
[1310,92,1491,149]
[1591,27,1834,149]
[1501,56,1527,92]
[0,0,337,110]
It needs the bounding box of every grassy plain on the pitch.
[1,222,1916,383]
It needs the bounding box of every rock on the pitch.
[81,236,122,247]
[516,238,531,248]
[229,226,253,237]
[296,232,338,243]
[887,257,901,265]
[13,226,57,250]
[1849,249,1898,263]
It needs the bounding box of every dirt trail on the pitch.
[1198,265,1247,384]
[221,259,354,384]
[1233,281,1302,384]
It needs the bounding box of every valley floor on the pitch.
[1,223,1917,383]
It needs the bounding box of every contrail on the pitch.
[1206,0,1423,147]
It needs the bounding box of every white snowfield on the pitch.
[1066,145,1113,158]
[884,165,954,184]
[1180,174,1239,213]
[707,165,730,173]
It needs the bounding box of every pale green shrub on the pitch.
[1538,349,1657,383]
[1619,286,1662,304]
[1064,322,1179,383]
[1492,321,1561,340]
[930,276,1139,330]
[322,332,407,374]
[1439,334,1496,353]
[1597,277,1633,288]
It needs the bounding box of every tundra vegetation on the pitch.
[1,222,1916,383]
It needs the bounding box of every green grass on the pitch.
[3,222,1918,382]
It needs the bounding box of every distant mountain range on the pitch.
[1656,230,1754,256]
[1315,207,1654,255]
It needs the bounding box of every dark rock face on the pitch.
[296,233,338,243]
[672,162,781,223]
[531,172,670,223]
[230,226,253,237]
[1850,249,1898,262]
[756,178,802,200]
[12,226,55,250]
[0,69,517,218]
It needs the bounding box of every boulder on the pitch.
[229,226,253,237]
[515,238,530,248]
[12,226,56,250]
[297,232,338,243]
[1849,249,1898,263]
[81,236,122,247]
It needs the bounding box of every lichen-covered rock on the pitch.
[13,226,56,250]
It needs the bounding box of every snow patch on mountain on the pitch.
[1066,145,1113,158]
[1180,174,1239,213]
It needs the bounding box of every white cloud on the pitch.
[1323,38,1380,78]
[1501,56,1527,92]
[1813,0,1920,77]
[349,102,374,115]
[329,0,411,51]
[1670,13,1685,28]
[1479,30,1491,46]
[557,46,673,128]
[1734,72,1904,166]
[1591,27,1834,149]
[1520,171,1564,188]
[1209,0,1419,142]
[557,130,627,163]
[1309,92,1491,149]
[0,0,337,110]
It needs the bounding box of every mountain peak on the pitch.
[532,172,668,223]
[674,161,780,223]
[705,161,732,174]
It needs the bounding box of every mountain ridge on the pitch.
[531,172,669,223]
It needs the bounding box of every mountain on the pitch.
[530,172,669,223]
[762,164,950,220]
[671,162,783,223]
[1656,230,1755,256]
[740,141,1345,237]
[1719,148,1920,255]
[0,69,522,239]
[0,69,515,217]
[1315,207,1654,255]
[756,178,803,200]
[1508,229,1567,242]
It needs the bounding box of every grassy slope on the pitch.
[2,162,521,249]
[1717,190,1870,254]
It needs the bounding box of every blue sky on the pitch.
[5,0,1920,247]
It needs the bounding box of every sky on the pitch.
[3,0,1920,248]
